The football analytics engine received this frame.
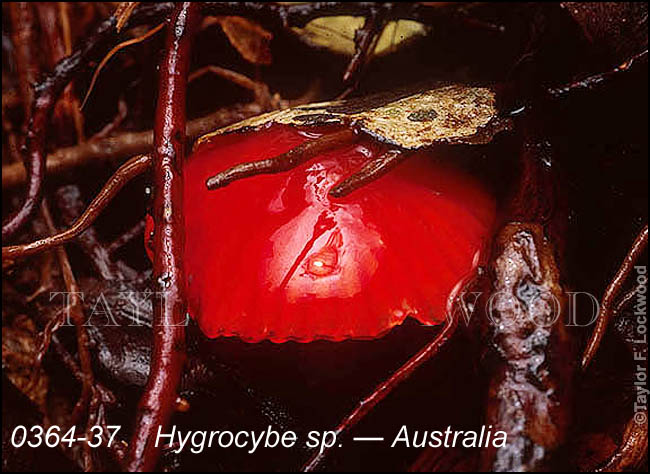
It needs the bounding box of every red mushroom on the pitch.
[173,123,496,342]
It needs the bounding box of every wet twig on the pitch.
[343,6,389,86]
[2,155,151,265]
[124,3,199,471]
[206,128,359,190]
[1,3,172,241]
[329,148,408,197]
[548,49,648,99]
[582,224,649,369]
[41,201,96,470]
[2,103,264,189]
[302,316,458,471]
[55,185,121,280]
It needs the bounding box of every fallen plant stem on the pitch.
[81,22,165,109]
[302,316,458,472]
[613,285,640,319]
[330,148,408,197]
[598,413,648,471]
[8,2,38,120]
[1,2,173,241]
[55,185,121,280]
[41,201,95,470]
[206,128,359,189]
[548,49,648,99]
[479,223,572,471]
[582,224,649,369]
[124,3,198,471]
[2,103,264,189]
[188,65,275,109]
[2,154,151,266]
[115,2,140,32]
[343,6,388,85]
[107,220,146,255]
[91,97,129,140]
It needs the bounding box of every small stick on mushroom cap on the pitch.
[206,128,359,190]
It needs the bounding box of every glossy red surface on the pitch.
[178,124,495,342]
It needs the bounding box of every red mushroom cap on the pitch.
[178,124,495,342]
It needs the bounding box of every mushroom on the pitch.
[181,123,496,342]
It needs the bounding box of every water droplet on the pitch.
[157,273,172,289]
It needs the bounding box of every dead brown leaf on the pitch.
[215,16,273,65]
[2,315,49,410]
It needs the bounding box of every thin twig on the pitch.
[613,285,639,320]
[1,3,174,241]
[41,201,95,470]
[2,155,151,265]
[302,316,458,471]
[8,3,38,120]
[329,148,408,197]
[55,185,121,280]
[582,224,649,369]
[548,49,648,99]
[81,22,165,109]
[108,220,146,255]
[343,7,388,85]
[597,411,648,471]
[2,103,264,189]
[206,128,359,189]
[90,96,128,140]
[50,335,125,463]
[37,1,85,144]
[189,65,275,110]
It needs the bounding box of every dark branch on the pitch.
[343,6,389,85]
[582,223,649,369]
[329,148,408,197]
[2,155,150,266]
[1,3,173,241]
[548,49,648,99]
[206,128,358,190]
[302,316,458,471]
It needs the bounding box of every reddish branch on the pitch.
[8,3,38,120]
[1,3,173,241]
[206,128,359,189]
[2,103,263,190]
[598,410,648,471]
[2,154,151,266]
[329,148,408,197]
[36,1,85,143]
[302,316,458,471]
[124,3,199,471]
[581,224,649,369]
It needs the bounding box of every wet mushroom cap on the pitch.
[177,124,496,342]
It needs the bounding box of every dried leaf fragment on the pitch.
[2,315,49,409]
[214,16,273,65]
[292,17,428,57]
[198,84,510,150]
